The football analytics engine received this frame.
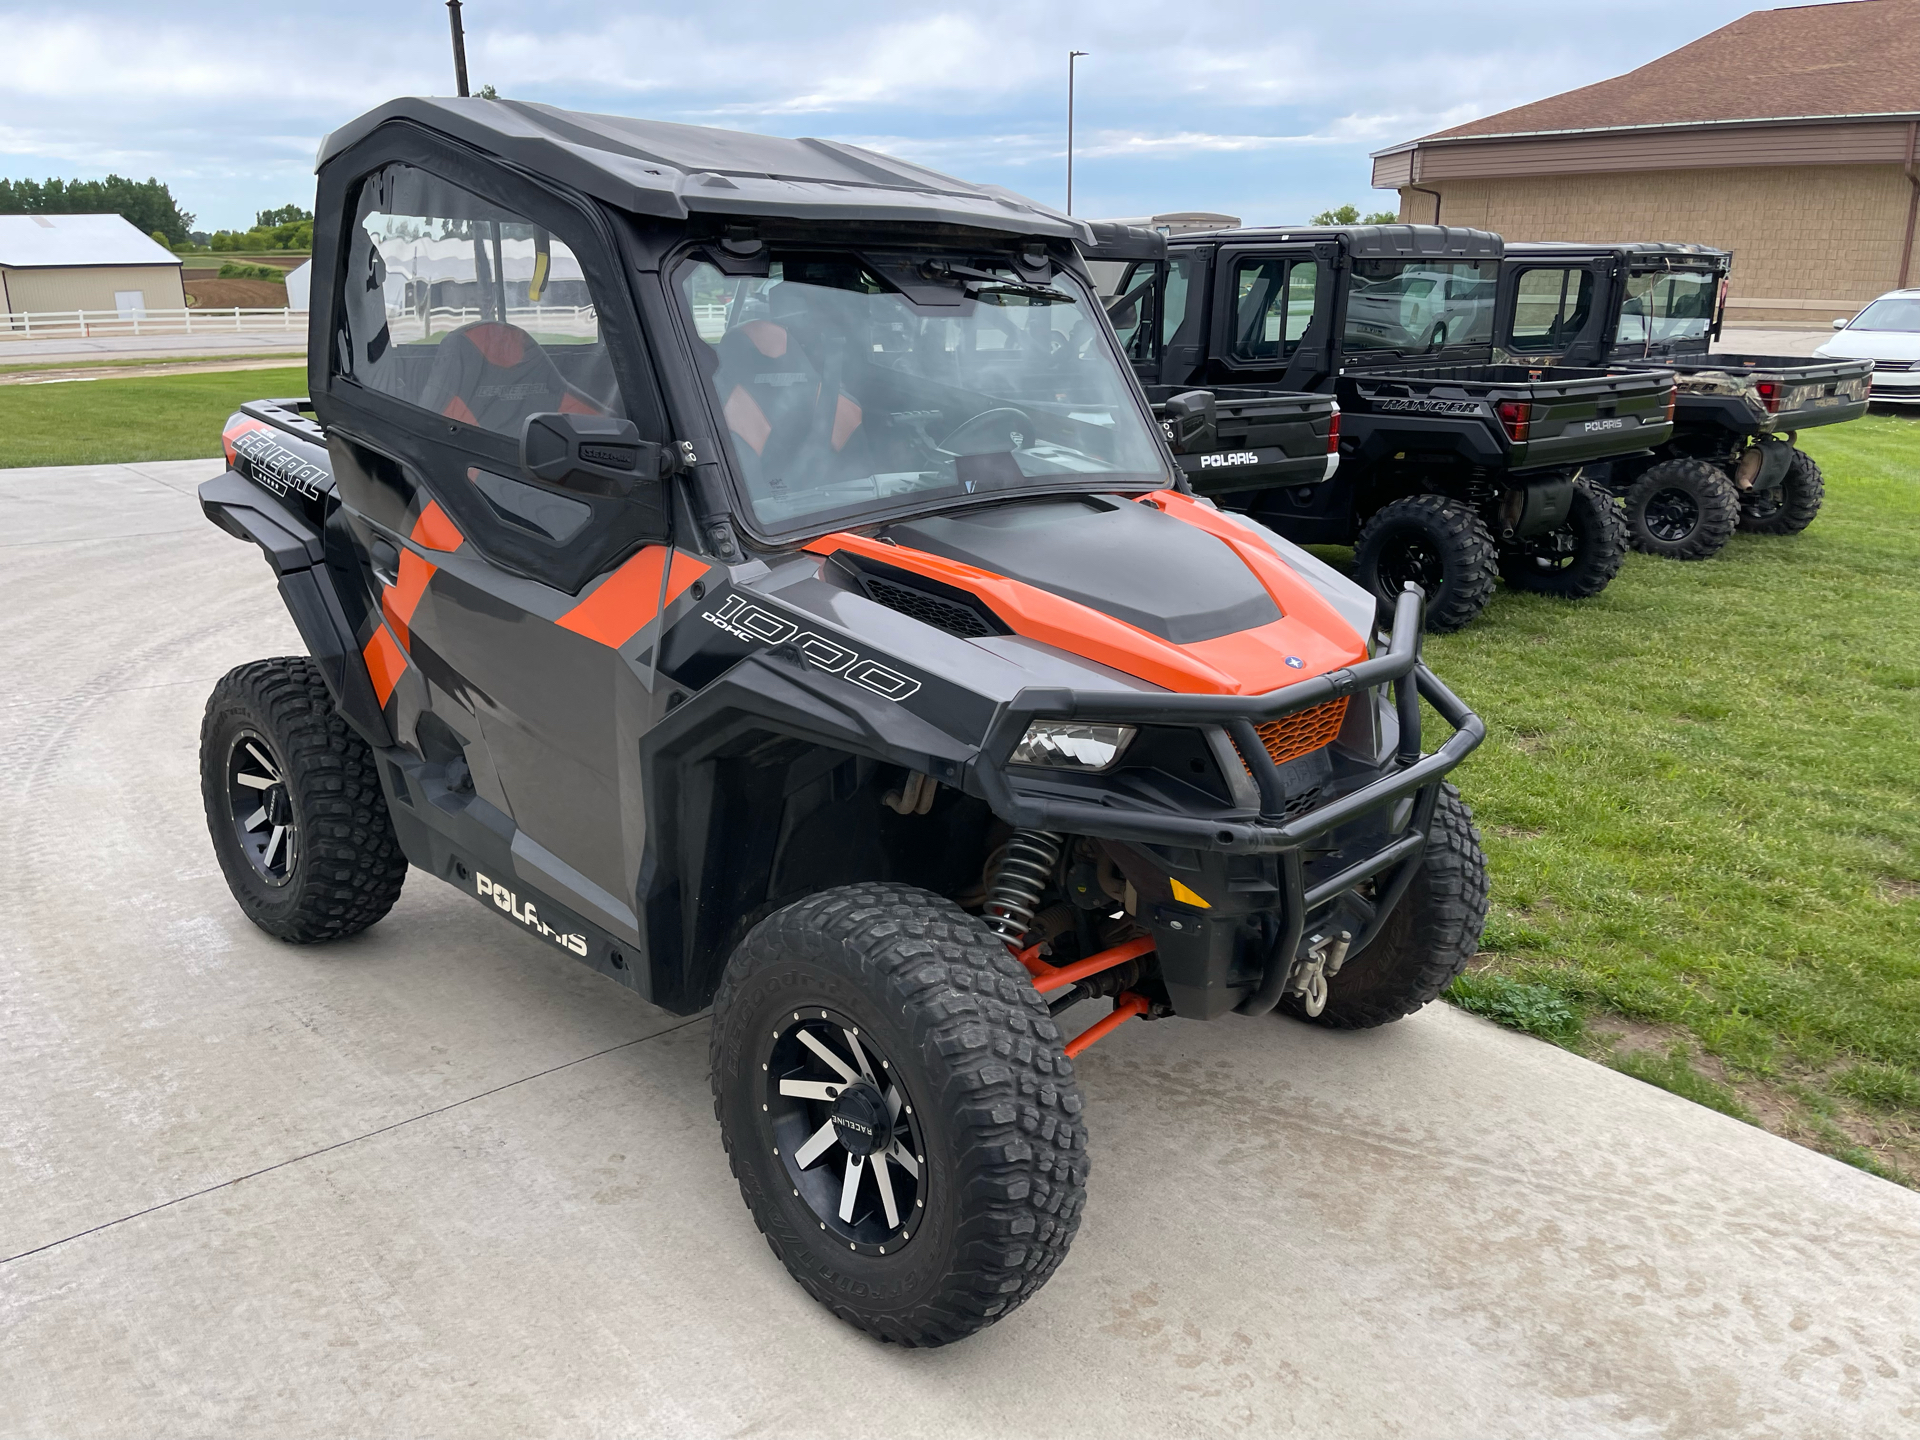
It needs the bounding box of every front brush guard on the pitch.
[969,586,1484,1017]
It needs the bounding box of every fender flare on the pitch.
[200,469,394,747]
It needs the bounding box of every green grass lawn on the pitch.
[1423,411,1920,1182]
[0,367,305,467]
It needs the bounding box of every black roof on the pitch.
[1502,240,1730,267]
[1168,223,1502,260]
[318,97,1089,242]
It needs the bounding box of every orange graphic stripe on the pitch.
[381,501,464,650]
[363,623,408,707]
[557,545,711,648]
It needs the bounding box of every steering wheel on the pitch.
[938,406,1037,455]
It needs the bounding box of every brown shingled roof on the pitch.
[1423,0,1920,140]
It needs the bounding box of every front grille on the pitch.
[861,575,999,639]
[1253,697,1349,767]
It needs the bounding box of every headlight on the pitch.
[1011,721,1137,771]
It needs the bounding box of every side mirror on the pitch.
[520,412,668,498]
[1832,317,1848,330]
[1159,389,1217,454]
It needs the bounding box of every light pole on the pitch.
[1066,50,1088,214]
[447,0,471,97]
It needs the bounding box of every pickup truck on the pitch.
[1497,241,1871,558]
[1087,222,1676,630]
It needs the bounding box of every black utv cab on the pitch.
[196,97,1490,1346]
[1087,223,1679,631]
[1497,241,1872,558]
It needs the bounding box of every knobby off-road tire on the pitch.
[1623,458,1740,561]
[1353,495,1499,633]
[1738,447,1824,535]
[710,883,1088,1346]
[200,657,408,943]
[1497,477,1629,600]
[1283,785,1488,1029]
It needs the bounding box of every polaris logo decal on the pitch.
[700,593,922,701]
[1199,451,1261,468]
[1373,398,1484,416]
[1582,417,1628,433]
[233,429,329,501]
[476,872,590,956]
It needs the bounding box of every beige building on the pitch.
[0,213,187,320]
[1372,0,1920,326]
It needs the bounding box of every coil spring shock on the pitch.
[982,829,1064,945]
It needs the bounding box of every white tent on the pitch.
[284,260,312,312]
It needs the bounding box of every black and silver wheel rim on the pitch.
[766,1008,923,1255]
[227,731,297,885]
[1379,533,1447,599]
[1643,486,1700,542]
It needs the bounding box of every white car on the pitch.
[1815,289,1920,405]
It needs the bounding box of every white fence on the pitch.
[0,306,306,340]
[383,303,600,343]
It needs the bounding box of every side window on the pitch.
[1509,267,1594,351]
[341,163,626,436]
[1230,256,1316,361]
[1106,260,1160,364]
[1161,253,1193,348]
[1283,261,1318,345]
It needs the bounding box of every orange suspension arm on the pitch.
[1015,935,1156,996]
[1064,993,1150,1059]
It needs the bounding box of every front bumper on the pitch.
[968,587,1483,1016]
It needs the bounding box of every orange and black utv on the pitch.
[200,97,1488,1345]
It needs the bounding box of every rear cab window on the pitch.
[1344,258,1496,356]
[1617,268,1718,346]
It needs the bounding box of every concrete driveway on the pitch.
[4,462,1918,1439]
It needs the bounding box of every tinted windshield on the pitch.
[1847,297,1920,332]
[1617,268,1718,346]
[678,252,1167,532]
[1344,259,1496,354]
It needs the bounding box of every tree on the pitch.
[476,83,499,99]
[255,204,312,228]
[0,174,195,244]
[1310,203,1402,226]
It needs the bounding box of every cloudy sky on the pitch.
[1,0,1800,231]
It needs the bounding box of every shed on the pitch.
[1370,0,1920,326]
[0,213,188,320]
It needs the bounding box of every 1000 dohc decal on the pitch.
[700,593,922,700]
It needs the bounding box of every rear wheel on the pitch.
[1739,447,1824,535]
[1284,786,1488,1029]
[1498,477,1628,599]
[1624,458,1739,560]
[710,883,1087,1346]
[199,657,408,943]
[1353,495,1499,633]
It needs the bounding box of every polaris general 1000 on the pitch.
[199,98,1488,1345]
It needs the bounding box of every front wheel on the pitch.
[1283,785,1488,1029]
[1623,458,1739,560]
[709,884,1087,1346]
[1739,447,1824,535]
[1498,477,1628,599]
[199,657,408,943]
[1353,494,1499,633]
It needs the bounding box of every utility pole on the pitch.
[1067,50,1088,215]
[447,0,471,97]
